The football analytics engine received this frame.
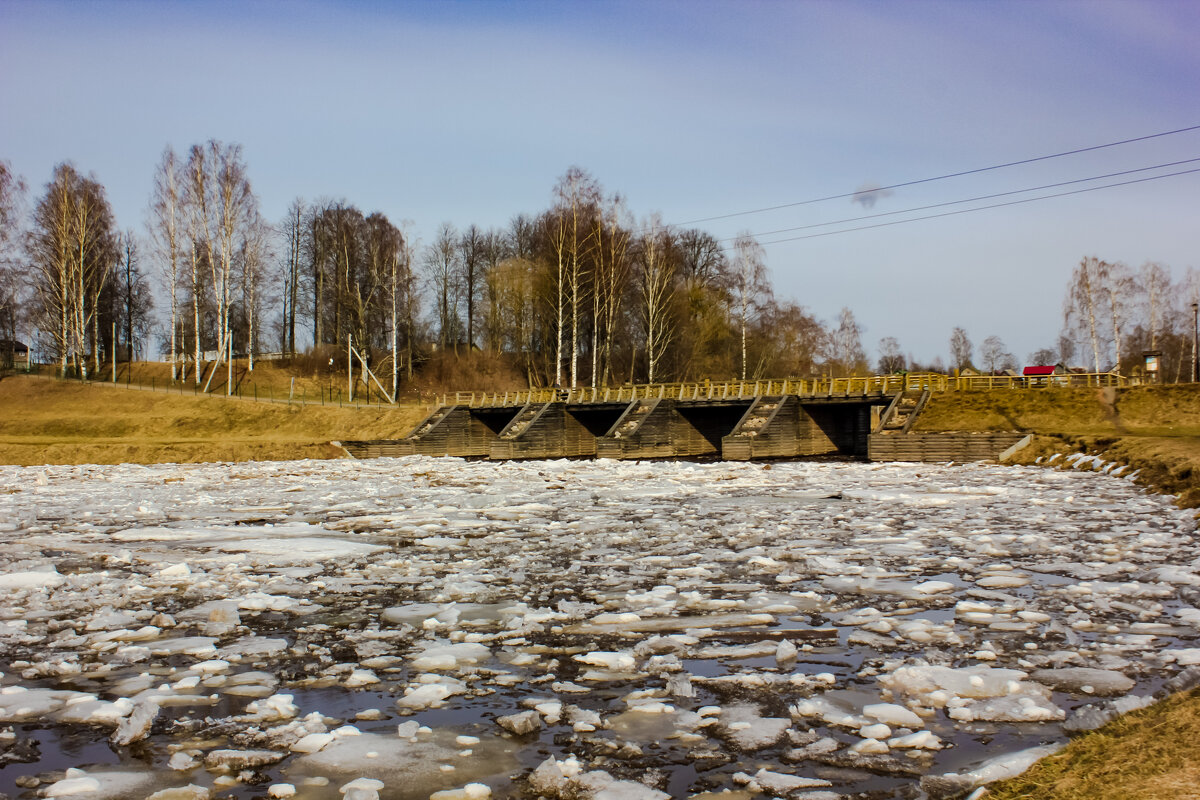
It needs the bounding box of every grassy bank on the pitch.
[0,374,429,465]
[915,385,1200,507]
[986,688,1200,800]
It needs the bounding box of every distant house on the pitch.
[1022,364,1066,377]
[0,340,29,367]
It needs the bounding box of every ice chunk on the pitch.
[716,703,791,751]
[913,580,956,595]
[750,768,832,793]
[340,778,384,800]
[396,676,467,710]
[862,703,924,728]
[497,709,541,735]
[921,743,1065,797]
[574,651,636,671]
[1029,668,1134,696]
[411,642,491,671]
[429,784,492,800]
[0,567,65,590]
[111,699,159,746]
[43,775,101,797]
[345,669,381,687]
[204,749,287,770]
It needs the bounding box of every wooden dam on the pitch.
[337,374,1063,463]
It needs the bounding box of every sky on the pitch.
[2,0,1198,367]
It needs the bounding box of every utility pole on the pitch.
[1192,302,1198,383]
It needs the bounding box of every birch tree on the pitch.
[552,167,600,387]
[1063,256,1109,373]
[949,327,973,372]
[591,194,630,387]
[731,233,769,381]
[1139,261,1171,350]
[1102,260,1135,371]
[877,336,905,373]
[827,307,866,377]
[28,163,117,378]
[148,147,183,379]
[0,163,26,361]
[635,214,675,384]
[279,198,306,355]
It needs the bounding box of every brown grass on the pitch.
[987,689,1200,800]
[0,374,430,465]
[914,385,1200,436]
[916,386,1200,507]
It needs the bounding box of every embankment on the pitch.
[914,384,1200,507]
[0,374,429,465]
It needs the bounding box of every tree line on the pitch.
[0,149,1195,388]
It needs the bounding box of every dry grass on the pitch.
[914,385,1200,437]
[987,689,1200,800]
[0,374,430,465]
[917,386,1200,506]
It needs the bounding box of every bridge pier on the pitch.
[490,402,628,460]
[596,398,756,459]
[722,397,877,460]
[350,404,522,458]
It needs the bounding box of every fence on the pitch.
[444,371,1128,408]
[5,363,1128,411]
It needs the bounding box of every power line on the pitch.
[675,123,1200,227]
[724,157,1200,242]
[750,166,1200,247]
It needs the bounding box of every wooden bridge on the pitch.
[338,372,1123,463]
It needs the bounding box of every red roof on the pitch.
[1023,365,1056,376]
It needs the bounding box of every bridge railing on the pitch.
[442,371,1127,408]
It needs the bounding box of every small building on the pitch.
[1023,364,1068,386]
[0,340,29,367]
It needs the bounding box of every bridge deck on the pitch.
[439,371,1125,410]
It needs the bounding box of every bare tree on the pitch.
[827,307,866,377]
[1102,260,1135,371]
[731,233,770,380]
[458,224,485,352]
[147,147,183,379]
[424,222,461,354]
[279,198,307,355]
[635,214,675,384]
[1064,256,1109,373]
[237,209,270,371]
[1028,347,1057,366]
[877,336,905,373]
[591,194,630,386]
[552,167,600,387]
[115,231,154,362]
[980,335,1009,373]
[0,162,27,363]
[28,163,118,378]
[949,327,973,372]
[1139,261,1171,351]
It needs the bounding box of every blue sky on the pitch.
[2,0,1198,366]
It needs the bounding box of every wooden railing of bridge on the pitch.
[441,371,1127,409]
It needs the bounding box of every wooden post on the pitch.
[347,334,353,402]
[112,321,116,383]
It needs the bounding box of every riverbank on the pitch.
[915,385,1200,508]
[0,374,428,465]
